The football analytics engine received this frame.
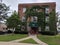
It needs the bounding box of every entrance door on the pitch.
[29,16,38,35]
[30,27,38,35]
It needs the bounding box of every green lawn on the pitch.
[0,34,27,41]
[20,38,37,44]
[38,34,60,45]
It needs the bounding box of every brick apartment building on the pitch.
[18,2,57,35]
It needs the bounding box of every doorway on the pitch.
[30,27,38,35]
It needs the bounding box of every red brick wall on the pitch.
[18,2,56,19]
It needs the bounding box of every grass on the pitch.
[0,34,60,45]
[20,38,37,44]
[38,34,60,45]
[0,34,27,41]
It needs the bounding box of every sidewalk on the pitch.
[10,36,31,43]
[0,42,37,45]
[31,35,48,45]
[10,35,48,45]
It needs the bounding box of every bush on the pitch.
[14,30,28,34]
[0,31,5,35]
[6,30,13,34]
[14,30,20,34]
[19,31,28,34]
[40,31,58,35]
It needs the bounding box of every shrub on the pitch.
[6,30,13,34]
[0,31,5,35]
[40,31,58,35]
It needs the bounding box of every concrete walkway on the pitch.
[10,36,31,43]
[0,42,37,45]
[10,35,48,45]
[31,35,48,45]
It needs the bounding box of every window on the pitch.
[21,26,25,31]
[23,8,26,13]
[31,16,37,22]
[38,27,41,31]
[45,26,50,31]
[21,16,26,22]
[45,8,49,14]
[0,18,2,21]
[33,9,38,11]
[45,16,49,22]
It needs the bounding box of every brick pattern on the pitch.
[18,2,56,19]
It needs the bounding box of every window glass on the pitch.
[0,18,2,21]
[23,8,26,13]
[39,27,41,31]
[45,8,49,14]
[31,16,37,22]
[45,26,50,31]
[21,26,25,31]
[21,16,25,22]
[45,16,49,22]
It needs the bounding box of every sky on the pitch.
[1,0,60,12]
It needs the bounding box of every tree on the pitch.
[6,11,21,31]
[25,6,45,34]
[49,9,57,34]
[25,6,45,26]
[0,3,9,20]
[0,3,9,32]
